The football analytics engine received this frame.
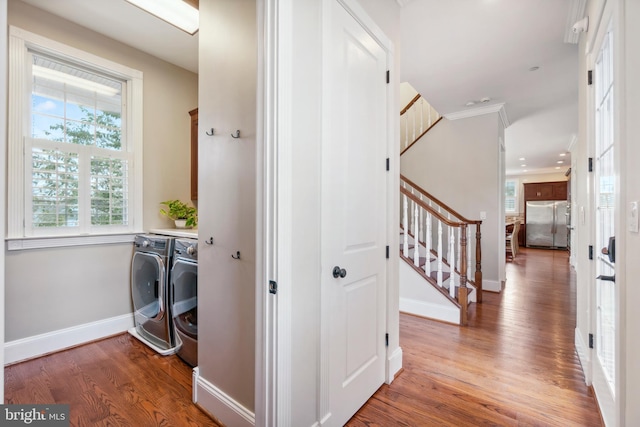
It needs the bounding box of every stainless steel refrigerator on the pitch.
[525,200,568,248]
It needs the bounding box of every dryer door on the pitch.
[131,251,166,321]
[171,259,197,338]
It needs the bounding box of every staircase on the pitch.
[399,85,482,326]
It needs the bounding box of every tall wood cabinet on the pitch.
[189,108,198,200]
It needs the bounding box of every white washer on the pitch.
[171,238,198,366]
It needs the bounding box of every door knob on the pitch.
[332,266,347,278]
[596,274,615,282]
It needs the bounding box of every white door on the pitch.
[320,1,388,425]
[591,15,617,425]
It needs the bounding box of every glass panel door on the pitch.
[593,20,616,421]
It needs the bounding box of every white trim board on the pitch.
[4,313,134,365]
[194,373,255,427]
[399,297,460,325]
[444,103,510,128]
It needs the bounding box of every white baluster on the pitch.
[411,107,416,144]
[457,226,461,272]
[437,222,443,287]
[419,99,424,134]
[413,202,419,267]
[419,209,423,251]
[425,212,432,275]
[449,227,456,297]
[404,112,408,150]
[402,195,408,257]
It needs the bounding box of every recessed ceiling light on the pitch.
[559,153,567,157]
[523,169,528,172]
[521,164,527,167]
[125,0,199,35]
[555,167,561,169]
[529,66,540,71]
[465,101,476,107]
[519,157,526,161]
[557,160,564,164]
[480,97,491,103]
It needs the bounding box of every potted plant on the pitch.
[160,199,198,228]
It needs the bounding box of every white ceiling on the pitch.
[400,0,581,176]
[19,0,580,177]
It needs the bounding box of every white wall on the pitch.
[401,114,504,292]
[620,1,640,424]
[1,0,8,400]
[196,0,257,423]
[5,2,197,343]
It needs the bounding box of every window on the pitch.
[505,179,518,213]
[8,27,143,246]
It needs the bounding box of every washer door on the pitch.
[171,259,197,338]
[131,251,166,321]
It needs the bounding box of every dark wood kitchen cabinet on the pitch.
[189,108,198,200]
[523,181,567,201]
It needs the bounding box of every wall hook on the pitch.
[231,130,240,138]
[206,128,215,136]
[204,237,214,245]
[231,251,241,259]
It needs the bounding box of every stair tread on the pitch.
[419,256,436,267]
[429,270,451,282]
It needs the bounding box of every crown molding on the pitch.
[444,103,510,128]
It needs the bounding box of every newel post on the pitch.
[475,222,483,303]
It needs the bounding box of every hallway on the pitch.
[348,248,603,426]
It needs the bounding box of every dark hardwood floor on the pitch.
[4,334,219,426]
[348,248,604,426]
[5,248,602,426]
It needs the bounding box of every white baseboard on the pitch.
[195,373,255,427]
[575,327,592,385]
[386,346,403,384]
[5,313,134,365]
[399,297,460,324]
[482,279,502,292]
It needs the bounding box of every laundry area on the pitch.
[129,230,198,368]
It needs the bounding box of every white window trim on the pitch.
[7,26,143,248]
[505,178,519,213]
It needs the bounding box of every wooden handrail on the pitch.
[401,174,481,225]
[400,94,422,116]
[401,187,464,228]
[401,176,483,305]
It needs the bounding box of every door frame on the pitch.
[584,0,625,424]
[255,0,399,425]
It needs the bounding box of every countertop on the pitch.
[148,228,198,238]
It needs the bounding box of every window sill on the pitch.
[6,233,140,251]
